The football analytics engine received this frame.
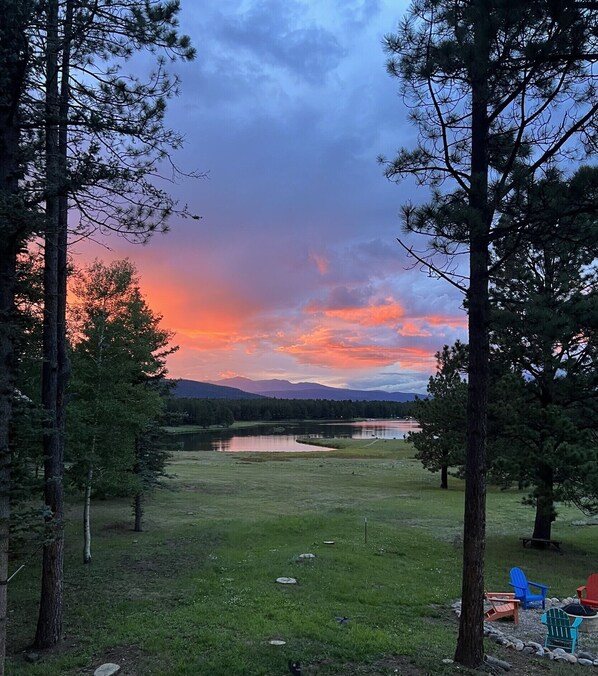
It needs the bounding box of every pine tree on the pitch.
[382,1,598,666]
[410,343,468,489]
[0,3,38,672]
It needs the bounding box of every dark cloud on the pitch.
[215,0,345,84]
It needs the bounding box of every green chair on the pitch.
[541,608,582,653]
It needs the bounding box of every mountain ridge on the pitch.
[212,376,420,402]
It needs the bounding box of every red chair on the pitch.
[484,592,520,624]
[577,573,598,609]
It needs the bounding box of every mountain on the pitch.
[170,379,265,400]
[213,376,420,402]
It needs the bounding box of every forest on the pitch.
[166,396,415,427]
[2,0,598,673]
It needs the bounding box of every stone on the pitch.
[275,577,297,585]
[297,553,316,560]
[535,648,545,657]
[269,640,286,646]
[484,655,511,671]
[94,665,121,676]
[578,651,594,660]
[24,652,40,663]
[441,658,453,664]
[566,654,577,664]
[526,642,542,651]
[578,658,593,666]
[323,541,335,545]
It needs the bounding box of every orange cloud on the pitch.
[320,301,405,327]
[397,321,432,337]
[309,253,329,275]
[424,314,468,328]
[277,327,433,371]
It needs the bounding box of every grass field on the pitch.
[7,437,598,675]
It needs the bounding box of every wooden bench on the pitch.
[520,537,562,552]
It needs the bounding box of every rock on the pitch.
[593,659,598,666]
[297,553,316,560]
[275,577,297,585]
[442,658,454,664]
[24,652,40,663]
[566,654,577,664]
[578,658,593,666]
[578,651,594,660]
[522,646,534,654]
[269,640,286,646]
[485,655,511,671]
[94,665,120,676]
[526,642,542,651]
[535,648,545,657]
[553,648,567,656]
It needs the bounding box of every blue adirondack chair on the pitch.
[541,608,582,653]
[509,567,549,609]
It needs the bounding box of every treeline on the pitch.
[167,397,415,427]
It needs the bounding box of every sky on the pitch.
[74,0,468,394]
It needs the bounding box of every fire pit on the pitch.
[563,603,598,633]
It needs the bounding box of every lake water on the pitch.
[171,419,420,453]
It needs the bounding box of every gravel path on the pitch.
[503,598,598,654]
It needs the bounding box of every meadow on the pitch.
[7,436,598,675]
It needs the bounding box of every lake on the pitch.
[171,419,420,453]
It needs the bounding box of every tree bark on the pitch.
[532,463,554,541]
[440,463,448,490]
[455,0,490,668]
[35,0,64,648]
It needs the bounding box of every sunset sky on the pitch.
[74,0,468,394]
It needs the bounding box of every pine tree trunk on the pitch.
[35,0,64,648]
[455,1,490,668]
[83,466,93,564]
[440,463,448,490]
[532,464,554,542]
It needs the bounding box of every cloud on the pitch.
[73,0,464,393]
[277,326,433,370]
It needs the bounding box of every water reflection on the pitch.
[171,419,420,453]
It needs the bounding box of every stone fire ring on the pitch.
[563,603,598,633]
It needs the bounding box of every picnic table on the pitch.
[520,537,562,552]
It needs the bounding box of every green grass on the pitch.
[6,438,598,674]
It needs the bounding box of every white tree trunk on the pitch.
[83,465,93,564]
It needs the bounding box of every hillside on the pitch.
[170,379,265,400]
